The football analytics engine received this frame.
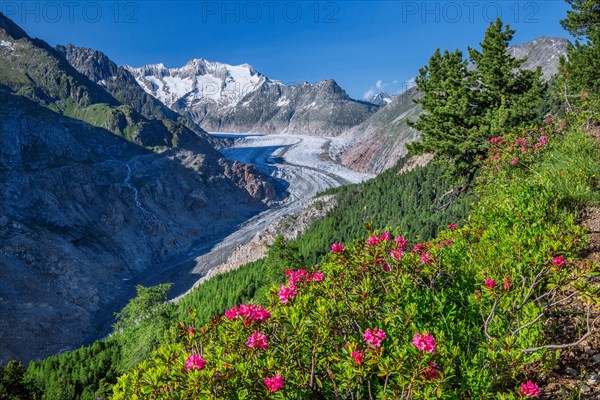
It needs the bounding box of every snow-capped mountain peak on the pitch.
[125,59,266,109]
[125,59,379,135]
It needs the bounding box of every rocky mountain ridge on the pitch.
[125,60,379,135]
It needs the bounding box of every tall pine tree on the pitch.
[468,18,545,137]
[408,49,480,178]
[559,0,600,124]
[410,18,544,180]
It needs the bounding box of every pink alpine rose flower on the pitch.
[520,380,540,398]
[421,252,433,265]
[252,305,271,322]
[423,362,438,379]
[390,249,403,260]
[247,331,268,350]
[331,242,345,253]
[394,236,407,249]
[551,255,568,267]
[412,332,437,353]
[225,306,239,319]
[503,279,511,291]
[447,224,458,229]
[286,269,309,284]
[484,278,497,290]
[351,350,364,365]
[238,303,254,318]
[511,157,518,165]
[366,235,380,246]
[380,231,391,241]
[278,284,297,304]
[185,354,206,371]
[363,327,387,348]
[312,272,324,282]
[264,374,284,393]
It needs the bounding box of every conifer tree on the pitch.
[410,18,544,179]
[408,49,480,178]
[469,18,544,137]
[559,0,600,123]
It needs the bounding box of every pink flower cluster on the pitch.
[185,354,207,371]
[533,135,547,149]
[489,137,505,144]
[412,332,437,353]
[421,252,434,265]
[366,235,380,246]
[264,374,284,393]
[285,268,325,283]
[423,362,438,379]
[278,284,298,304]
[389,249,403,260]
[363,327,387,348]
[484,278,496,290]
[447,224,458,230]
[551,255,568,267]
[351,350,364,365]
[520,380,540,398]
[225,303,271,322]
[331,242,345,253]
[380,231,391,241]
[246,331,269,350]
[395,236,408,249]
[278,268,325,304]
[412,242,434,265]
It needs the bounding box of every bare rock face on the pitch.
[398,154,435,175]
[125,60,379,136]
[221,160,278,203]
[340,88,422,174]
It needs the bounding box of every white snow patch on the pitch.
[0,40,15,50]
[126,59,264,109]
[276,97,290,107]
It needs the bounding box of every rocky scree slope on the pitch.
[125,59,379,136]
[340,36,569,174]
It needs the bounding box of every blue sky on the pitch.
[4,1,572,99]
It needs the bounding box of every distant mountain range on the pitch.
[340,36,570,173]
[125,60,379,135]
[367,90,395,106]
